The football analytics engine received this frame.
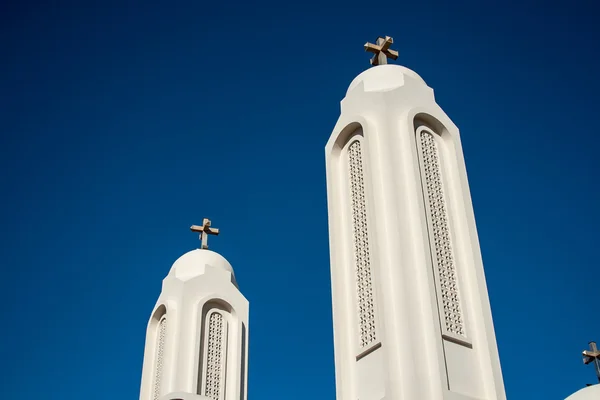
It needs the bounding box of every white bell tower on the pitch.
[325,36,506,400]
[139,219,249,400]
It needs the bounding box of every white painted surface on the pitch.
[325,64,506,400]
[139,249,248,400]
[170,250,235,281]
[565,385,600,400]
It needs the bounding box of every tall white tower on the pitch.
[139,219,249,400]
[325,37,505,400]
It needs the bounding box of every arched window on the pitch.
[199,308,229,400]
[415,124,468,344]
[153,313,167,400]
[345,136,378,354]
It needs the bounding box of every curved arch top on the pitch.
[332,122,365,152]
[151,304,167,322]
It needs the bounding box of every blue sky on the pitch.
[1,1,599,399]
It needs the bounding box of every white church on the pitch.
[137,36,599,400]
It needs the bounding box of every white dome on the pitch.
[347,64,427,95]
[169,249,234,281]
[565,384,600,400]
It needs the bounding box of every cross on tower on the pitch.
[364,36,399,66]
[583,341,600,384]
[190,218,220,250]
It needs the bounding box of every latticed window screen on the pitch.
[153,316,167,400]
[203,311,227,400]
[347,139,378,350]
[417,130,466,339]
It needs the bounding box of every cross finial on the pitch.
[364,36,399,66]
[190,218,220,250]
[583,341,600,384]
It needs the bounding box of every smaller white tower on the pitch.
[139,219,249,400]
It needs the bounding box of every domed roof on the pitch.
[169,249,234,281]
[347,64,427,95]
[565,384,600,400]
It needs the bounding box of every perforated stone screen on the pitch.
[418,130,466,338]
[204,312,226,400]
[153,316,167,400]
[348,140,377,349]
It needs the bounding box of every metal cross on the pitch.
[364,36,399,66]
[583,341,600,384]
[190,218,220,250]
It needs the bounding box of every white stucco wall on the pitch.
[565,385,600,400]
[325,64,505,400]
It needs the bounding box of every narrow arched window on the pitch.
[201,309,228,400]
[153,314,167,400]
[416,126,468,343]
[346,137,378,353]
